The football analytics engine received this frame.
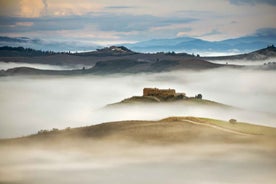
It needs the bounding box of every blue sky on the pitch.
[0,0,275,45]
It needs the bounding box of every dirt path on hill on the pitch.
[181,119,251,136]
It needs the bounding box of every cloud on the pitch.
[255,28,276,36]
[229,0,276,6]
[199,29,222,37]
[0,16,84,33]
[41,0,48,16]
[15,22,34,27]
[105,6,135,9]
[0,0,20,17]
[97,15,197,33]
[0,1,275,43]
[0,12,197,34]
[19,0,45,17]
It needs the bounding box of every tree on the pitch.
[229,119,237,124]
[195,94,202,99]
[37,129,49,134]
[51,128,59,132]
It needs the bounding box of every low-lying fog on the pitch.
[207,58,276,66]
[199,51,242,57]
[0,67,276,138]
[0,62,86,71]
[1,143,275,184]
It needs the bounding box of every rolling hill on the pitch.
[1,116,275,146]
[204,45,276,60]
[1,45,276,76]
[107,94,230,108]
[1,116,275,184]
[0,46,227,76]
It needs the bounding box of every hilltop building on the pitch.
[143,88,185,98]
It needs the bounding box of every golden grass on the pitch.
[184,117,276,136]
[1,116,275,148]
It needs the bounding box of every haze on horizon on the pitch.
[0,0,276,47]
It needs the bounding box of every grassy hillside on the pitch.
[204,45,276,61]
[1,117,275,147]
[1,116,275,184]
[165,117,276,136]
[107,96,231,108]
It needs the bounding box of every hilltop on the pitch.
[74,46,136,56]
[109,96,228,107]
[107,88,231,108]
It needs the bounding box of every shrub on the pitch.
[37,129,49,134]
[229,119,237,124]
[51,128,59,132]
[195,94,202,99]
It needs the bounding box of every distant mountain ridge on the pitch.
[0,36,100,52]
[1,32,275,54]
[125,35,276,54]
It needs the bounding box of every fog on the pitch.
[0,62,84,70]
[207,58,276,66]
[198,51,242,57]
[1,142,275,184]
[1,66,276,184]
[0,67,276,138]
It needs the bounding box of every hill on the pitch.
[204,45,276,61]
[0,46,228,76]
[1,116,275,146]
[74,46,137,56]
[2,45,276,76]
[90,57,222,74]
[108,96,229,107]
[0,46,218,68]
[1,116,275,184]
[107,88,230,108]
[0,67,88,76]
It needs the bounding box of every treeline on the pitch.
[0,46,79,57]
[0,46,59,57]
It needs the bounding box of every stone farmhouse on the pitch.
[143,88,185,98]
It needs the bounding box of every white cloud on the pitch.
[0,0,275,44]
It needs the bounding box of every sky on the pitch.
[0,0,276,45]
